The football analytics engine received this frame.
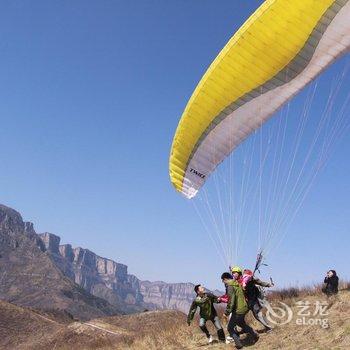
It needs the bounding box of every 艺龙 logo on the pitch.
[265,301,293,326]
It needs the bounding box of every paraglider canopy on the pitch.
[169,0,350,199]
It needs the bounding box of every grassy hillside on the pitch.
[1,290,349,349]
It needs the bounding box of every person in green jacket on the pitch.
[221,272,259,349]
[187,284,226,344]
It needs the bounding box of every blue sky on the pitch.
[0,0,349,290]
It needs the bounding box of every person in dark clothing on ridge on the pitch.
[322,270,339,296]
[187,284,226,344]
[221,272,258,349]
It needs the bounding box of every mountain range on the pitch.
[0,204,201,319]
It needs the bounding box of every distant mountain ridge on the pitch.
[0,204,121,320]
[38,228,199,313]
[0,204,201,317]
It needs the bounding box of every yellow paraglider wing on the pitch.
[169,0,350,199]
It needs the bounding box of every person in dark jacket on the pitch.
[322,270,339,296]
[231,266,274,332]
[244,275,274,332]
[221,272,258,349]
[187,284,226,344]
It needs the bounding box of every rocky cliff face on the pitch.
[39,231,198,313]
[38,233,144,314]
[140,281,198,312]
[0,204,208,315]
[0,204,121,321]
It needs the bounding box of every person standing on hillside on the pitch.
[187,284,226,344]
[322,270,339,296]
[221,272,259,349]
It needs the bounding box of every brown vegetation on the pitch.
[1,289,350,349]
[268,280,350,302]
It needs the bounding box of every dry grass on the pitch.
[1,289,350,349]
[340,280,350,291]
[268,280,350,302]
